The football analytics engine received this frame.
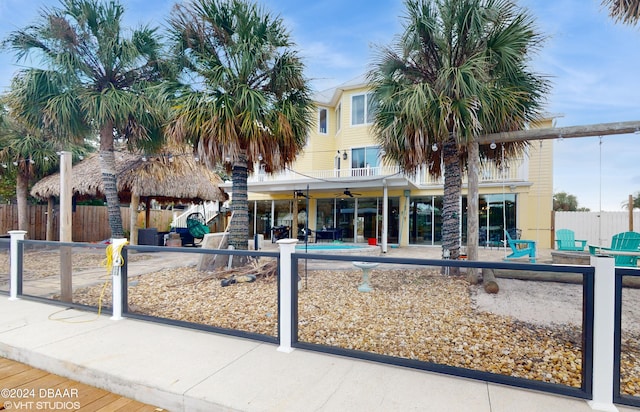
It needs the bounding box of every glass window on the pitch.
[433,197,443,244]
[316,198,335,230]
[364,146,379,167]
[409,196,442,245]
[410,194,517,246]
[318,108,327,134]
[462,194,517,247]
[352,148,365,169]
[337,197,355,242]
[315,196,400,244]
[357,198,378,241]
[335,103,341,133]
[248,200,272,240]
[352,94,365,125]
[409,196,440,245]
[351,146,380,176]
[273,200,293,238]
[387,197,400,244]
[351,93,377,126]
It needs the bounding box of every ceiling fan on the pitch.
[336,188,360,198]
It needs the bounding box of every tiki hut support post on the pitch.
[59,151,73,302]
[130,194,140,245]
[144,197,152,229]
[630,195,634,231]
[46,197,54,241]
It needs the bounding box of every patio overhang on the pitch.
[222,173,417,197]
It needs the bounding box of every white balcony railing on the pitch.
[249,158,527,186]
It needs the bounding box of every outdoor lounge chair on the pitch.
[186,212,210,245]
[588,231,640,267]
[555,229,587,251]
[297,227,314,242]
[504,229,536,263]
[271,225,290,242]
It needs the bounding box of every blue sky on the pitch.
[0,0,638,211]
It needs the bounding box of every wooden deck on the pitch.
[0,357,165,411]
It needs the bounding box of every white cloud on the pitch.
[300,41,359,70]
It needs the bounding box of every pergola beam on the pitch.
[477,120,640,144]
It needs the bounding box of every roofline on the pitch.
[313,75,370,107]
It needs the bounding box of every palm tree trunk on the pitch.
[16,171,29,234]
[99,123,124,238]
[230,151,249,255]
[442,134,461,274]
[466,140,479,284]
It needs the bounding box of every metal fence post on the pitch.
[110,238,128,320]
[8,230,27,300]
[277,238,298,353]
[588,255,617,412]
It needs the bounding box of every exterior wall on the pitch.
[290,84,378,174]
[518,117,554,247]
[519,139,554,248]
[339,87,376,148]
[399,193,410,247]
[247,79,555,249]
[305,105,336,172]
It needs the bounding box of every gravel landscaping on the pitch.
[67,261,614,392]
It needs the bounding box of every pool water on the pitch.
[294,243,380,256]
[295,243,367,250]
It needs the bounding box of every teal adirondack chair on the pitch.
[555,229,587,251]
[504,230,536,263]
[588,231,640,267]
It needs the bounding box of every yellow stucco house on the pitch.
[226,77,554,250]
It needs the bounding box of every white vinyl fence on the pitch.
[555,211,640,247]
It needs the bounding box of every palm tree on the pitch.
[0,112,57,233]
[554,191,580,211]
[0,173,15,202]
[0,96,93,235]
[3,0,169,238]
[602,0,640,24]
[369,0,549,268]
[167,0,313,253]
[622,192,640,210]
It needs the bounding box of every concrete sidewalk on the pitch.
[0,296,636,412]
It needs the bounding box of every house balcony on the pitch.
[246,157,529,190]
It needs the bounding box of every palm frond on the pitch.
[602,0,640,24]
[370,0,550,175]
[167,0,313,172]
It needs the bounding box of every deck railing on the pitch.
[250,158,527,186]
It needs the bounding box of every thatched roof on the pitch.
[30,151,227,204]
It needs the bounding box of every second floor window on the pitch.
[351,93,377,126]
[318,108,327,134]
[351,146,381,175]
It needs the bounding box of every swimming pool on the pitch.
[296,243,362,250]
[295,243,380,255]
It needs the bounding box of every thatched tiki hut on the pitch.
[30,151,227,244]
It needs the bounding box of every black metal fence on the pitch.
[615,267,640,408]
[291,253,594,400]
[4,236,639,409]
